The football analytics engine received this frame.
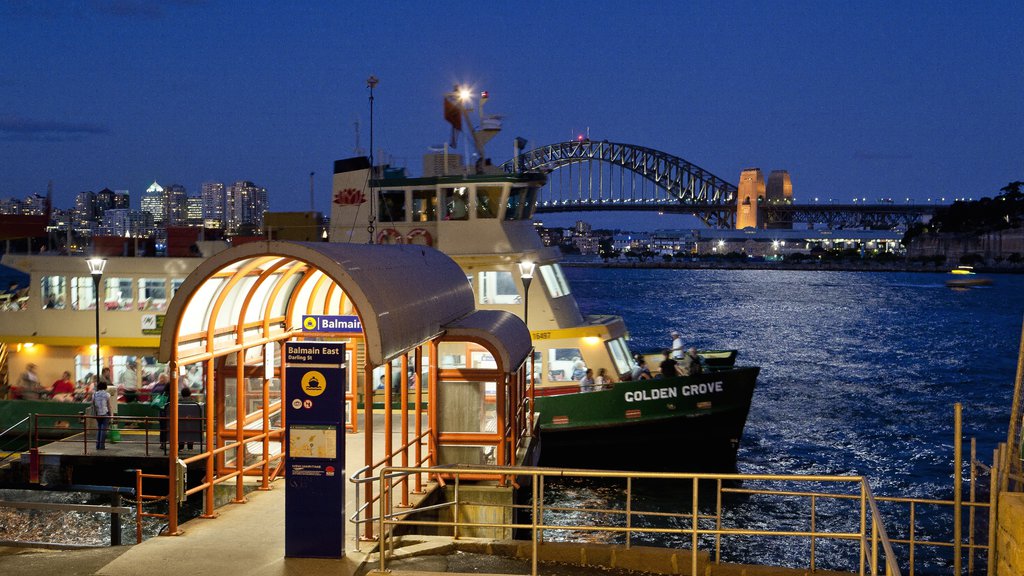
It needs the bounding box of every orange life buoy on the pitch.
[376,229,403,244]
[406,228,433,247]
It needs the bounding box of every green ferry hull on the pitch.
[534,366,759,472]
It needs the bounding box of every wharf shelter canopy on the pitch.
[157,241,476,366]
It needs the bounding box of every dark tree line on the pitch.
[903,181,1024,245]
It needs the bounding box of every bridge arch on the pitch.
[502,140,739,227]
[154,240,534,538]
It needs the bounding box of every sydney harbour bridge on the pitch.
[500,140,939,230]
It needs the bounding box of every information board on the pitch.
[284,341,346,558]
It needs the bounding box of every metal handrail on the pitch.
[0,415,30,465]
[372,465,903,576]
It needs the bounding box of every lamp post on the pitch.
[87,258,107,378]
[518,261,535,329]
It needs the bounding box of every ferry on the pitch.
[326,88,759,471]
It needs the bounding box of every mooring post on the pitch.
[111,491,122,545]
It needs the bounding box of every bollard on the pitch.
[111,492,122,545]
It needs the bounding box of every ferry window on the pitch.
[438,342,467,368]
[505,186,535,221]
[532,350,542,384]
[606,337,633,375]
[538,264,571,298]
[71,276,96,310]
[442,187,469,221]
[138,278,167,311]
[476,186,502,219]
[547,348,585,382]
[412,189,437,221]
[477,270,519,305]
[171,279,185,297]
[40,275,66,310]
[102,277,133,311]
[378,190,406,222]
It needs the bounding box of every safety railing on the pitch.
[349,428,435,540]
[29,412,202,456]
[372,465,904,576]
[0,415,30,466]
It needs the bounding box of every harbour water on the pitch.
[547,266,1024,572]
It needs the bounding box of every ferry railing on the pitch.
[371,465,904,576]
[0,415,30,466]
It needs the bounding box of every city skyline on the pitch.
[1,1,1021,227]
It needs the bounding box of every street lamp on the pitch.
[87,257,107,378]
[518,261,536,329]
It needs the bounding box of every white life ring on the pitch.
[406,228,433,247]
[376,229,403,245]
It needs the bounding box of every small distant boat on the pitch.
[946,266,993,288]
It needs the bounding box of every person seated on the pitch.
[679,347,704,376]
[578,368,596,392]
[51,371,75,401]
[630,356,653,380]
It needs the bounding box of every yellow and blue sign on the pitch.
[302,315,362,333]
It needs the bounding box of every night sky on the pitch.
[1,1,1021,223]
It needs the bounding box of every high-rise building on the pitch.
[226,181,268,234]
[74,191,96,226]
[736,168,765,230]
[164,184,188,226]
[185,196,203,227]
[141,182,165,226]
[201,182,226,228]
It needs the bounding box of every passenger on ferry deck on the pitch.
[679,347,703,377]
[15,363,45,400]
[595,368,614,390]
[658,350,678,379]
[670,331,685,359]
[578,368,596,392]
[51,371,75,401]
[570,359,586,381]
[118,361,139,402]
[76,373,95,402]
[630,356,652,381]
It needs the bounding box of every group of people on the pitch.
[3,362,189,405]
[623,330,704,382]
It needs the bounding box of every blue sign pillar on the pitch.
[284,342,346,558]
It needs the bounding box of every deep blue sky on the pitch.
[1,1,1021,222]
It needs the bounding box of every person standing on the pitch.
[670,331,685,359]
[118,361,139,402]
[17,363,44,400]
[659,349,679,379]
[93,381,114,450]
[594,368,614,390]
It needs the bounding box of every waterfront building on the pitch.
[646,227,904,259]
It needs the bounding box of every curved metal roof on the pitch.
[441,310,532,373]
[158,240,475,366]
